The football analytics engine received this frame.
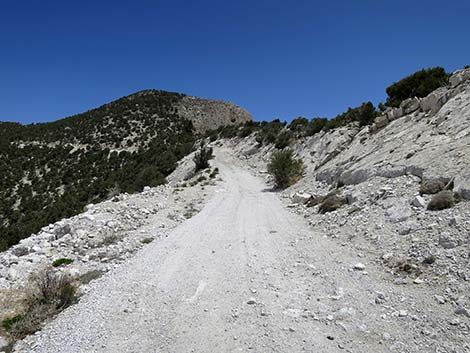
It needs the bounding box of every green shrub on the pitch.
[427,191,455,211]
[238,121,258,138]
[264,131,277,144]
[288,117,309,132]
[385,67,449,107]
[205,129,219,142]
[274,131,293,149]
[135,166,166,191]
[217,125,239,139]
[193,142,213,172]
[52,258,74,267]
[2,314,24,331]
[356,102,378,127]
[255,119,286,145]
[209,134,218,142]
[324,102,377,130]
[267,149,304,189]
[305,118,328,136]
[141,237,154,244]
[288,117,309,137]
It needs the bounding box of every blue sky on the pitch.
[1,0,469,124]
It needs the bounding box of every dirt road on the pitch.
[17,150,468,353]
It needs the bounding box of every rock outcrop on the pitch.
[312,67,470,197]
[176,95,253,132]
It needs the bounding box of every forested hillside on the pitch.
[0,90,197,250]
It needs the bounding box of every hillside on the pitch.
[0,90,252,251]
[1,68,470,352]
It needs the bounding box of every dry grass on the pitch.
[419,180,445,195]
[2,268,77,340]
[318,193,347,213]
[306,195,326,208]
[427,191,455,211]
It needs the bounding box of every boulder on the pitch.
[386,107,404,121]
[439,233,458,249]
[449,68,470,88]
[397,220,421,235]
[411,195,426,208]
[400,97,421,115]
[0,336,8,351]
[353,263,365,270]
[374,115,389,129]
[454,176,470,200]
[345,192,358,205]
[385,203,411,223]
[41,232,57,242]
[449,216,460,226]
[455,306,470,317]
[339,169,372,185]
[291,192,312,204]
[420,88,450,115]
[52,223,72,240]
[11,246,29,257]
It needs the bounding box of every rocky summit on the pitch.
[1,68,470,353]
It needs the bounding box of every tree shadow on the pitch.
[261,187,278,193]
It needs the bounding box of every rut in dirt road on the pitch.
[16,150,465,353]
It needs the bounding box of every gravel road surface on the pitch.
[16,150,468,353]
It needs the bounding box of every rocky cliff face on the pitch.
[235,67,470,198]
[176,95,253,132]
[314,67,470,197]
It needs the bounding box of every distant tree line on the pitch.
[207,66,452,146]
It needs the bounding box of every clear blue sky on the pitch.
[1,0,469,124]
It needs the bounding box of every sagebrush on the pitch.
[3,269,77,339]
[267,150,304,189]
[193,142,213,172]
